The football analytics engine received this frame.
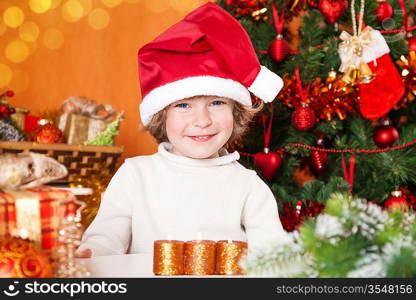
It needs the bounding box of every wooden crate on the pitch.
[0,141,124,183]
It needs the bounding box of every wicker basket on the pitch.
[0,141,124,183]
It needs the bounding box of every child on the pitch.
[77,2,287,258]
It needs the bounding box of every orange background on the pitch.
[1,0,213,164]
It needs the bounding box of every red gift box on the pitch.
[24,114,41,134]
[0,186,76,256]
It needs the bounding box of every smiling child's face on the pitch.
[165,95,234,159]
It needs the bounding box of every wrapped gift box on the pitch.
[0,186,76,256]
[11,107,30,132]
[58,113,108,145]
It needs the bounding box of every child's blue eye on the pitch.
[211,100,226,106]
[175,103,189,108]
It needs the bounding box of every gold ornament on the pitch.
[357,62,375,83]
[338,0,375,85]
[0,236,52,278]
[341,65,358,84]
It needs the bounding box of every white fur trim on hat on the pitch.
[140,76,251,126]
[248,66,284,103]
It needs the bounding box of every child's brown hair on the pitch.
[141,97,263,147]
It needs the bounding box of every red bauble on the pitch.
[268,37,291,62]
[0,237,52,278]
[408,36,416,52]
[246,0,258,7]
[384,190,409,211]
[309,151,328,177]
[291,104,316,131]
[32,124,65,144]
[318,0,348,24]
[373,124,399,148]
[0,105,12,118]
[279,200,325,232]
[254,149,282,181]
[376,1,393,22]
[6,90,14,97]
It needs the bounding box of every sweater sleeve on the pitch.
[77,162,134,256]
[242,174,289,252]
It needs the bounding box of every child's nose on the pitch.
[193,108,212,128]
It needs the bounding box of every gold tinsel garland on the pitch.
[395,50,416,109]
[277,71,360,121]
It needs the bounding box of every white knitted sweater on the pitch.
[79,142,287,256]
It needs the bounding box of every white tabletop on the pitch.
[76,253,248,278]
[77,253,154,278]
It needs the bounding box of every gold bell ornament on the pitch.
[357,62,375,83]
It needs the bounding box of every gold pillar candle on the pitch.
[184,240,216,275]
[153,240,185,276]
[216,240,248,275]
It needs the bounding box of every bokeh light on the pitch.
[3,6,25,28]
[29,0,52,14]
[88,8,110,30]
[101,0,123,7]
[62,0,84,22]
[19,21,40,42]
[0,21,7,36]
[79,0,93,16]
[0,64,13,88]
[144,0,169,13]
[43,28,64,50]
[51,0,63,9]
[6,40,30,63]
[9,69,30,93]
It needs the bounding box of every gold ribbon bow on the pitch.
[61,96,115,121]
[339,26,374,73]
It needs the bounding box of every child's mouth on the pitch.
[188,134,216,142]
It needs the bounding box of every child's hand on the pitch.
[75,248,92,258]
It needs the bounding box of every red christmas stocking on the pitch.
[358,29,405,120]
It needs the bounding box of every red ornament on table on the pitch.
[373,119,399,148]
[292,103,316,131]
[32,120,65,144]
[0,105,13,118]
[384,190,409,211]
[254,148,282,181]
[268,3,290,62]
[309,135,328,176]
[0,236,52,278]
[318,0,348,24]
[376,0,393,22]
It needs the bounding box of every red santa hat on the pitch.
[138,2,283,126]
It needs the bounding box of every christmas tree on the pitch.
[217,0,416,231]
[242,192,416,277]
[84,111,125,146]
